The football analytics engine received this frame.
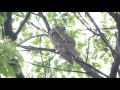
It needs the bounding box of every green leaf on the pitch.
[54,60,58,66]
[67,17,75,27]
[78,73,83,78]
[0,12,6,25]
[46,12,57,22]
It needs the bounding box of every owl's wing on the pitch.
[50,29,79,54]
[56,30,75,45]
[57,30,77,53]
[57,30,80,56]
[49,29,79,64]
[49,29,65,52]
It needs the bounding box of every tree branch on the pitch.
[4,12,15,40]
[74,12,99,36]
[38,12,51,33]
[86,35,95,62]
[74,56,109,78]
[17,45,56,53]
[30,22,48,34]
[18,45,109,78]
[78,28,116,31]
[85,12,118,54]
[108,12,118,22]
[15,12,32,36]
[18,44,108,77]
[4,12,25,78]
[25,62,87,74]
[18,34,45,44]
[108,12,120,78]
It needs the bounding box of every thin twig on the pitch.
[38,35,47,77]
[78,28,116,31]
[18,34,45,45]
[74,13,89,29]
[74,13,99,36]
[30,22,41,30]
[86,35,95,62]
[25,61,87,74]
[85,12,118,54]
[38,12,51,32]
[30,22,48,34]
[78,12,92,29]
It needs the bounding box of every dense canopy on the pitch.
[0,12,119,78]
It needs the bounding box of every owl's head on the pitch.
[53,24,66,32]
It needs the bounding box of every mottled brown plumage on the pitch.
[49,25,80,64]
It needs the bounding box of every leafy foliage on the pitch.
[0,12,118,78]
[0,40,24,77]
[0,12,6,25]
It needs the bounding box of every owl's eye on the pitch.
[55,25,66,31]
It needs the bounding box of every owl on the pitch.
[49,25,79,65]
